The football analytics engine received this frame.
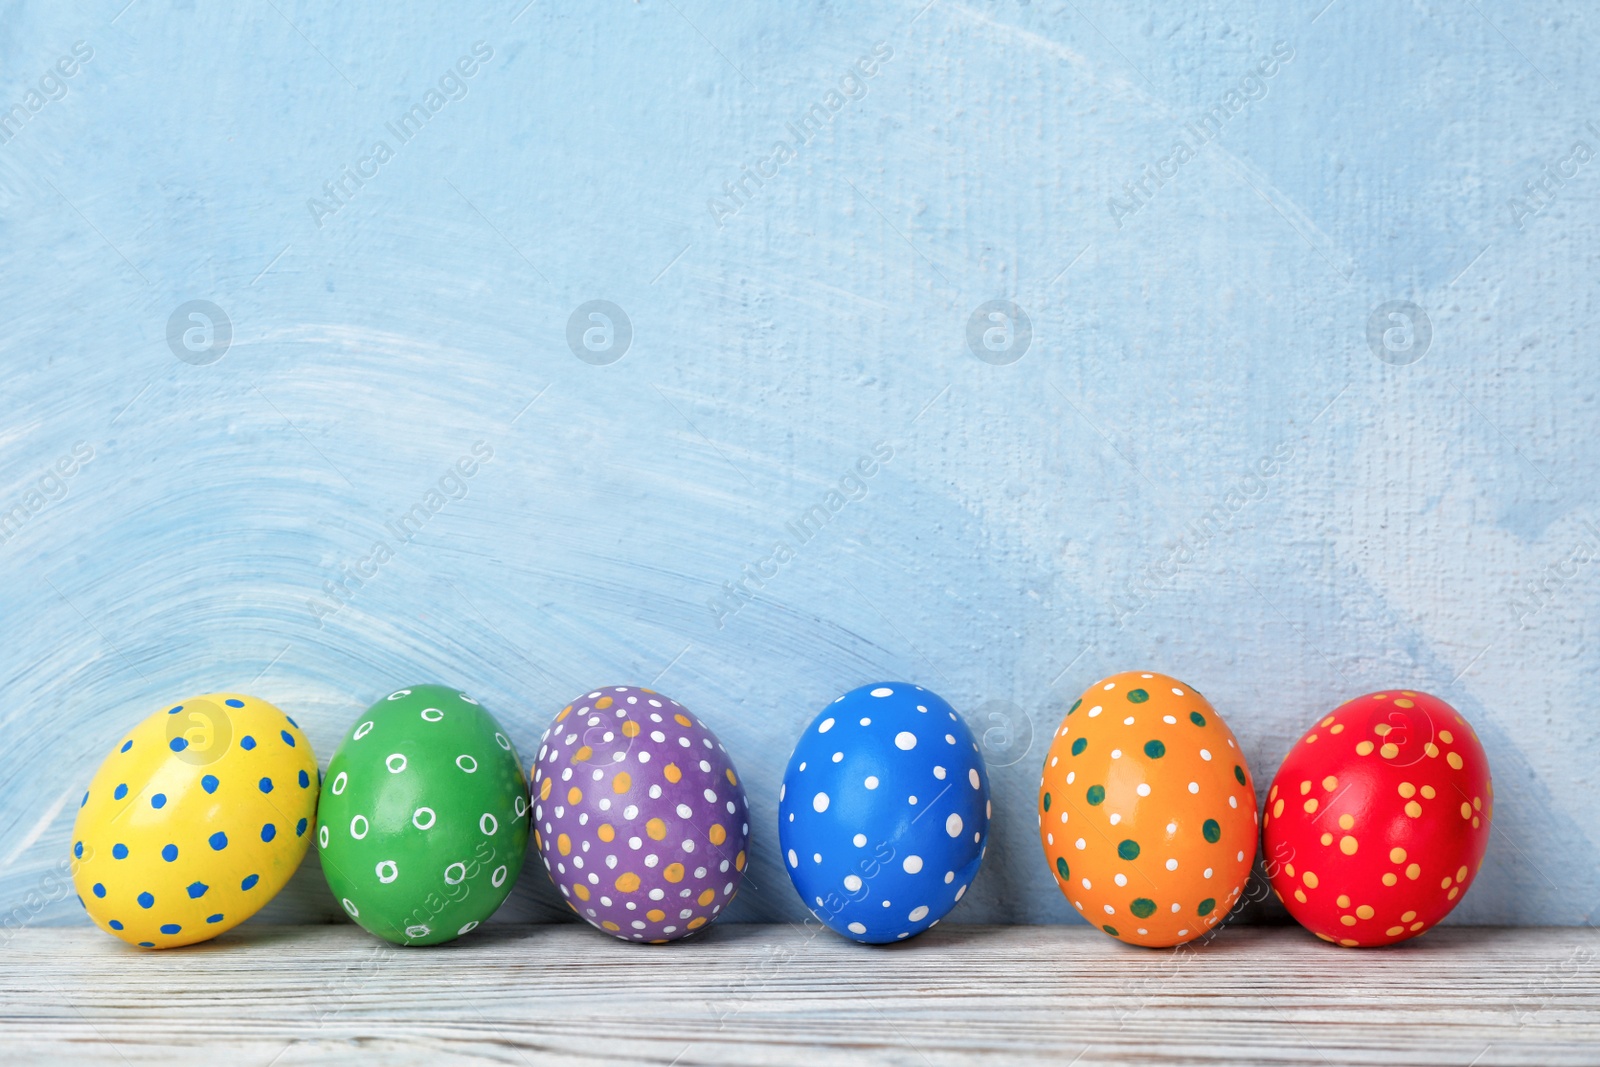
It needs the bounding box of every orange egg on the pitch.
[1038,671,1258,947]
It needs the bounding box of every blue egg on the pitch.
[778,682,990,943]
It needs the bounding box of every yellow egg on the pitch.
[70,693,318,948]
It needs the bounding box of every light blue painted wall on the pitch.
[2,0,1596,932]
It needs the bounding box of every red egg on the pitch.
[1263,690,1492,947]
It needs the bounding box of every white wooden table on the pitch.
[3,924,1596,1065]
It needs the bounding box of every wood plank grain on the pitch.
[2,924,1596,1066]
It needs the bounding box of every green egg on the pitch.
[317,684,529,945]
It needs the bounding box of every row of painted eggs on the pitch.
[70,673,1491,951]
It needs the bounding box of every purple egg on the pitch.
[531,686,750,942]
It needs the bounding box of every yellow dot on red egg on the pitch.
[1421,785,1436,798]
[1303,871,1319,888]
[1356,741,1375,756]
[1473,796,1482,810]
[1307,733,1319,743]
[1424,742,1439,758]
[1447,752,1464,770]
[1460,802,1472,819]
[1340,836,1359,855]
[1356,904,1375,919]
[1329,724,1344,734]
[1340,915,1357,926]
[1374,723,1391,737]
[1321,832,1333,846]
[1383,873,1398,886]
[1338,814,1354,829]
[1303,799,1319,813]
[1269,784,1279,801]
[1394,698,1414,708]
[1439,730,1454,744]
[1386,924,1404,936]
[1390,847,1407,863]
[1273,799,1284,818]
[1448,887,1460,900]
[1405,801,1422,818]
[1340,938,1360,946]
[1300,780,1312,795]
[1322,776,1338,790]
[1398,782,1416,798]
[1294,889,1307,903]
[1406,863,1421,879]
[1336,894,1351,908]
[1473,816,1481,828]
[1316,932,1336,943]
[1410,921,1425,931]
[1380,743,1399,758]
